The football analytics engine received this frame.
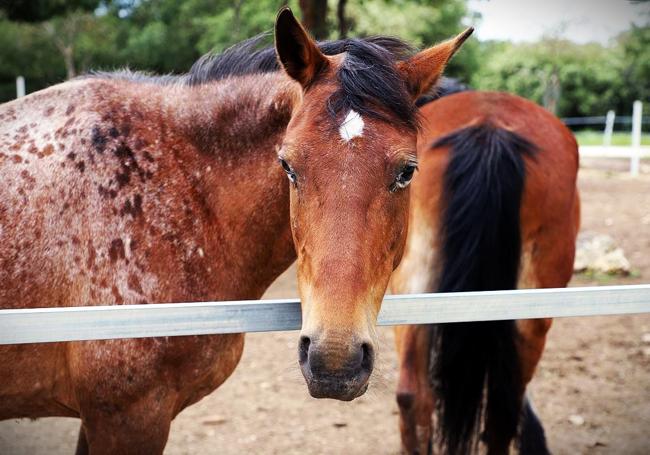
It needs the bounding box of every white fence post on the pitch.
[631,100,643,176]
[604,110,615,146]
[16,76,25,98]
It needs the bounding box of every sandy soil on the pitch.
[1,162,650,455]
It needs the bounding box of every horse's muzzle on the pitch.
[298,334,374,401]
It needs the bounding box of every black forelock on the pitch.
[324,38,418,130]
[90,33,419,130]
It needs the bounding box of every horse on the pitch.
[0,8,472,453]
[390,91,580,455]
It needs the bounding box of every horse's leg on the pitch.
[67,340,178,455]
[68,334,244,455]
[516,318,553,387]
[79,388,176,455]
[518,396,550,455]
[516,210,578,454]
[395,324,434,455]
[515,318,553,455]
[75,424,89,455]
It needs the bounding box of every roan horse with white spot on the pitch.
[0,8,471,453]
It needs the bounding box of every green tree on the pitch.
[472,39,631,118]
[339,0,479,82]
[4,0,643,117]
[618,24,650,111]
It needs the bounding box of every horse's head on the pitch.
[275,8,471,400]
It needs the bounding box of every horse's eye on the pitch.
[279,158,297,185]
[390,163,417,193]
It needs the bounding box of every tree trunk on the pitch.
[337,0,348,39]
[42,14,85,80]
[62,45,76,79]
[543,69,561,115]
[298,0,328,40]
[233,0,243,41]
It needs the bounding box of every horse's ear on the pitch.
[275,7,328,88]
[397,28,474,99]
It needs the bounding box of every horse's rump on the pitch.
[392,91,579,455]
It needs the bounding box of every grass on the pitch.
[574,130,650,146]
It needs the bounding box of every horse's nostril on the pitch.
[299,335,310,364]
[360,342,374,371]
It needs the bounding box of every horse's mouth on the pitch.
[304,375,370,401]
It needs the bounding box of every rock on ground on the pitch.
[574,231,631,275]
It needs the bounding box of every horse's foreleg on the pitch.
[79,388,176,455]
[75,424,89,455]
[395,324,435,455]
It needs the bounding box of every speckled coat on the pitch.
[0,74,298,453]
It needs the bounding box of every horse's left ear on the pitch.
[275,7,329,88]
[397,28,474,99]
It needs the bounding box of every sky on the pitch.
[466,0,650,45]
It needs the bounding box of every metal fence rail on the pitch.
[2,284,650,345]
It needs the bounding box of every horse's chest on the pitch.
[172,334,245,408]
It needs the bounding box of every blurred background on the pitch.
[1,0,648,129]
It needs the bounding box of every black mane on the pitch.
[415,77,471,107]
[91,33,419,130]
[189,33,418,129]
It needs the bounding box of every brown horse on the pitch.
[391,91,580,455]
[0,8,471,454]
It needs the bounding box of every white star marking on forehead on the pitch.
[339,110,365,142]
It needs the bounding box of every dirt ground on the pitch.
[1,160,650,455]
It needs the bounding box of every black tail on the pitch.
[429,124,537,455]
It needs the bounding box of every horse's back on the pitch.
[418,91,578,174]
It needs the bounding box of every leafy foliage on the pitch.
[472,26,650,117]
[0,0,647,118]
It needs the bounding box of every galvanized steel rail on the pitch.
[1,284,650,345]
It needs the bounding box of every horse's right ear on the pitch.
[275,7,328,88]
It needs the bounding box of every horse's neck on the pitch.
[164,74,299,299]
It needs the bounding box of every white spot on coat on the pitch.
[339,110,364,142]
